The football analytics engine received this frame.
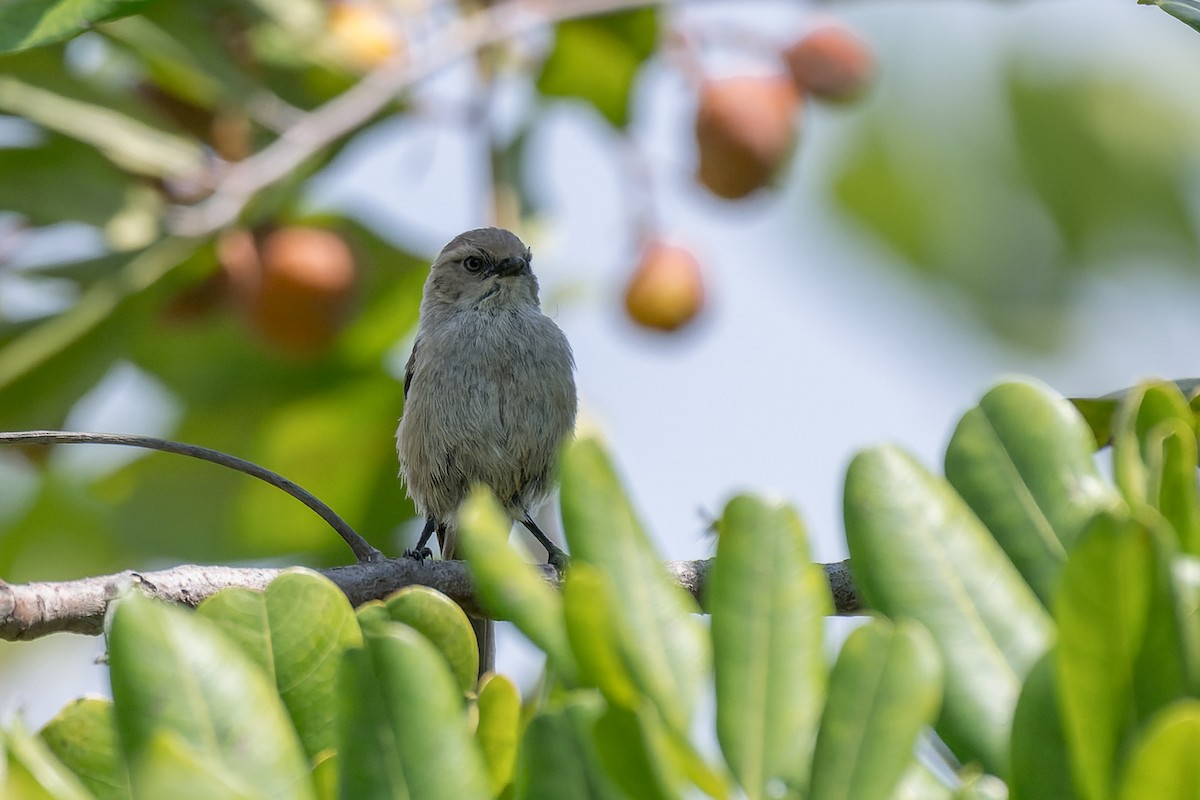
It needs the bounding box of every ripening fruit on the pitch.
[694,76,800,200]
[329,1,402,69]
[223,226,357,356]
[783,25,874,103]
[624,243,706,332]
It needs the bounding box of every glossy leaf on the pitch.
[536,9,658,129]
[945,380,1119,605]
[475,673,520,796]
[1055,512,1159,800]
[39,698,129,800]
[457,488,577,680]
[198,570,362,762]
[1009,652,1076,800]
[1145,0,1200,34]
[336,624,488,800]
[1112,381,1193,509]
[1117,700,1200,799]
[591,704,679,800]
[809,619,942,800]
[384,585,478,694]
[0,0,159,52]
[560,437,708,738]
[710,494,829,798]
[1150,418,1200,554]
[107,591,314,799]
[844,445,1053,775]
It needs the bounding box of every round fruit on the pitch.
[329,2,401,70]
[624,243,706,332]
[694,76,800,200]
[783,26,874,103]
[228,227,357,356]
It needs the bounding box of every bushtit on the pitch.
[396,227,577,572]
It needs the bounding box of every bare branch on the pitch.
[0,558,864,641]
[0,431,385,564]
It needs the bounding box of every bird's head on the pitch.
[422,227,540,312]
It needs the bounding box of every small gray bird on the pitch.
[396,227,577,575]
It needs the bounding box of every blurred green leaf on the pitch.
[382,585,478,694]
[1055,512,1158,800]
[890,761,954,800]
[3,717,93,800]
[0,75,202,177]
[562,562,639,708]
[1172,556,1200,694]
[844,445,1053,776]
[1009,653,1076,800]
[710,494,829,798]
[475,673,520,797]
[336,624,488,799]
[1117,700,1200,799]
[511,699,623,800]
[39,698,129,800]
[0,0,159,52]
[945,380,1120,605]
[198,570,362,762]
[536,8,658,129]
[0,135,138,229]
[108,591,314,799]
[1070,397,1120,448]
[560,437,709,739]
[458,488,577,680]
[591,704,680,800]
[809,619,943,800]
[1153,418,1200,555]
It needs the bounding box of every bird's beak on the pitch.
[488,257,529,278]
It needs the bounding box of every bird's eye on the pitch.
[464,256,485,273]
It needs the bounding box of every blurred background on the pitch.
[1,0,1199,724]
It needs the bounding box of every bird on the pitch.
[396,227,577,670]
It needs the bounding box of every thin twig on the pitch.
[0,558,863,641]
[168,0,664,238]
[0,431,385,564]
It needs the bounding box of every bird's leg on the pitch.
[520,513,570,571]
[404,516,437,561]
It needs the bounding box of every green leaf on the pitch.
[890,760,954,800]
[1009,653,1076,800]
[39,698,130,800]
[1069,397,1120,449]
[1149,418,1200,555]
[1172,556,1200,694]
[536,8,658,128]
[198,570,362,762]
[844,445,1053,776]
[809,619,943,800]
[1117,700,1200,799]
[0,0,159,52]
[1054,512,1158,800]
[945,380,1120,606]
[3,717,93,800]
[591,705,680,800]
[336,624,488,800]
[107,591,315,799]
[1112,382,1194,509]
[562,563,640,707]
[457,488,577,680]
[0,135,137,229]
[382,585,478,694]
[560,437,709,739]
[710,494,830,798]
[511,699,623,800]
[475,673,520,797]
[1140,1,1200,36]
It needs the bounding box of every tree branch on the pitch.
[0,558,863,641]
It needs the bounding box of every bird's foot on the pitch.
[403,547,434,562]
[547,547,571,572]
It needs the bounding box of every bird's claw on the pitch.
[403,547,434,562]
[547,549,571,572]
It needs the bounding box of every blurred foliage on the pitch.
[8,383,1200,797]
[831,48,1200,349]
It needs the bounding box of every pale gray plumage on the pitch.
[396,228,577,563]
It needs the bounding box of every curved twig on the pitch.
[0,431,385,563]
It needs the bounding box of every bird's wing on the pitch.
[403,338,419,401]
